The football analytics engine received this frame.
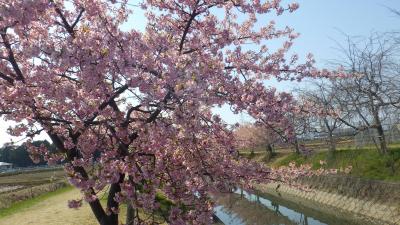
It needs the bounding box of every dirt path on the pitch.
[0,188,97,225]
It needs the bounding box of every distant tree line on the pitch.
[0,140,54,167]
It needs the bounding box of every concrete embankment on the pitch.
[254,175,400,225]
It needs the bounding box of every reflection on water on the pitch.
[213,189,362,225]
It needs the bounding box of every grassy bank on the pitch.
[0,182,69,209]
[272,147,400,181]
[0,185,73,218]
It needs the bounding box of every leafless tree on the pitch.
[281,107,314,154]
[296,80,343,152]
[329,33,400,154]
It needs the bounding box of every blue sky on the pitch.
[282,0,400,66]
[217,0,400,124]
[0,0,399,146]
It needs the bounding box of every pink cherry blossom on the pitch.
[0,0,340,224]
[68,199,83,209]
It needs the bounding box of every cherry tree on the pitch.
[235,123,280,157]
[0,0,335,224]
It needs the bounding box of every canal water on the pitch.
[213,189,364,225]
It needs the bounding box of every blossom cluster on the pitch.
[0,0,339,224]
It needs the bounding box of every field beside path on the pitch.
[0,187,98,225]
[0,168,68,210]
[0,168,168,225]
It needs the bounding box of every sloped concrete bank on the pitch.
[254,175,400,225]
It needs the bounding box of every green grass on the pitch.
[0,185,74,218]
[273,147,400,181]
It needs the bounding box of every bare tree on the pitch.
[330,33,400,154]
[296,80,342,152]
[281,108,314,154]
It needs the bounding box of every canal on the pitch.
[213,189,367,225]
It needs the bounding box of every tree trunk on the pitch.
[376,124,388,154]
[327,130,336,152]
[265,143,273,159]
[266,143,273,154]
[126,201,135,225]
[105,174,125,225]
[294,138,300,154]
[99,217,117,225]
[373,111,388,154]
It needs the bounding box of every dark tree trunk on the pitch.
[376,124,388,154]
[373,110,388,154]
[294,138,300,154]
[126,201,135,225]
[99,217,116,225]
[323,118,336,152]
[47,133,111,225]
[265,143,273,160]
[266,143,273,154]
[105,174,125,225]
[327,131,336,152]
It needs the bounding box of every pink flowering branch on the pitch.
[0,0,342,224]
